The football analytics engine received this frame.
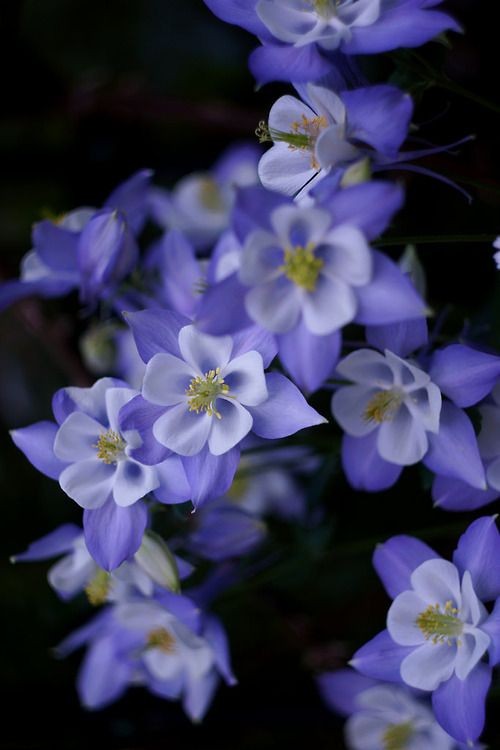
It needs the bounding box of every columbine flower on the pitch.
[257,83,412,199]
[204,0,461,86]
[318,669,458,750]
[57,594,236,721]
[350,517,500,745]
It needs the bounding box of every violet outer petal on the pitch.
[354,251,425,325]
[195,272,253,335]
[366,318,428,358]
[432,663,491,746]
[429,344,500,408]
[424,402,486,490]
[11,524,82,563]
[83,498,147,571]
[373,535,439,599]
[231,185,289,244]
[249,42,332,85]
[321,180,404,240]
[182,446,240,508]
[453,516,500,601]
[231,325,277,368]
[124,309,190,363]
[432,474,499,512]
[482,599,500,666]
[349,629,410,682]
[119,395,171,466]
[77,635,132,709]
[341,85,413,156]
[203,616,237,685]
[341,432,403,492]
[10,421,67,479]
[278,320,341,394]
[316,669,379,717]
[250,372,327,438]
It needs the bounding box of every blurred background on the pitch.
[1,1,500,747]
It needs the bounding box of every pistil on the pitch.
[281,244,324,291]
[363,390,403,424]
[416,600,463,645]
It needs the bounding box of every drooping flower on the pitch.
[57,593,236,720]
[204,0,461,85]
[350,517,500,745]
[318,669,459,749]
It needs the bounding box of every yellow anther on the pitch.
[382,722,414,750]
[363,390,403,424]
[186,367,230,419]
[257,114,327,169]
[147,627,176,653]
[416,600,463,644]
[94,429,126,464]
[85,569,111,606]
[281,243,324,292]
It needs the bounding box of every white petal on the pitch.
[112,460,159,507]
[143,353,197,406]
[387,591,428,646]
[315,124,360,169]
[105,387,138,432]
[239,230,284,286]
[345,713,387,749]
[410,559,461,607]
[268,93,318,133]
[143,646,183,682]
[384,350,430,391]
[59,459,115,509]
[302,274,357,334]
[306,84,346,125]
[401,642,456,690]
[404,384,442,435]
[460,570,487,627]
[258,143,318,197]
[245,277,302,333]
[319,224,373,287]
[377,404,428,466]
[153,403,212,456]
[178,325,233,374]
[222,351,268,406]
[54,412,103,462]
[454,628,490,680]
[336,349,395,387]
[207,398,253,455]
[269,204,331,249]
[331,384,380,437]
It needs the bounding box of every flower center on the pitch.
[85,569,111,606]
[310,0,338,18]
[281,244,324,291]
[198,178,224,212]
[363,390,403,424]
[256,114,328,169]
[94,429,126,464]
[186,367,229,419]
[147,627,176,653]
[382,722,414,750]
[416,600,463,644]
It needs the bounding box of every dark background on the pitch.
[1,1,500,748]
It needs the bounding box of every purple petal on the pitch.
[189,502,265,561]
[349,629,410,682]
[453,516,500,601]
[366,318,428,358]
[320,180,404,240]
[231,185,289,244]
[373,535,439,599]
[155,590,202,633]
[341,85,413,156]
[249,42,332,85]
[32,220,80,272]
[316,669,378,717]
[231,325,277,368]
[183,670,219,722]
[250,372,326,438]
[341,432,403,492]
[278,320,341,393]
[52,377,126,425]
[429,344,500,408]
[125,308,190,363]
[203,616,237,686]
[432,663,491,745]
[104,169,153,234]
[153,455,192,504]
[424,402,486,490]
[182,446,240,508]
[11,524,81,563]
[119,394,171,466]
[195,272,253,335]
[77,634,132,709]
[83,498,148,571]
[10,421,66,479]
[432,474,499,512]
[0,277,76,312]
[482,599,500,666]
[354,251,425,325]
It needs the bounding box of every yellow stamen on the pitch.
[147,627,176,653]
[416,600,463,645]
[256,115,328,169]
[198,178,224,212]
[281,243,324,292]
[186,367,229,419]
[94,429,126,464]
[85,569,111,606]
[363,390,403,424]
[382,722,414,750]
